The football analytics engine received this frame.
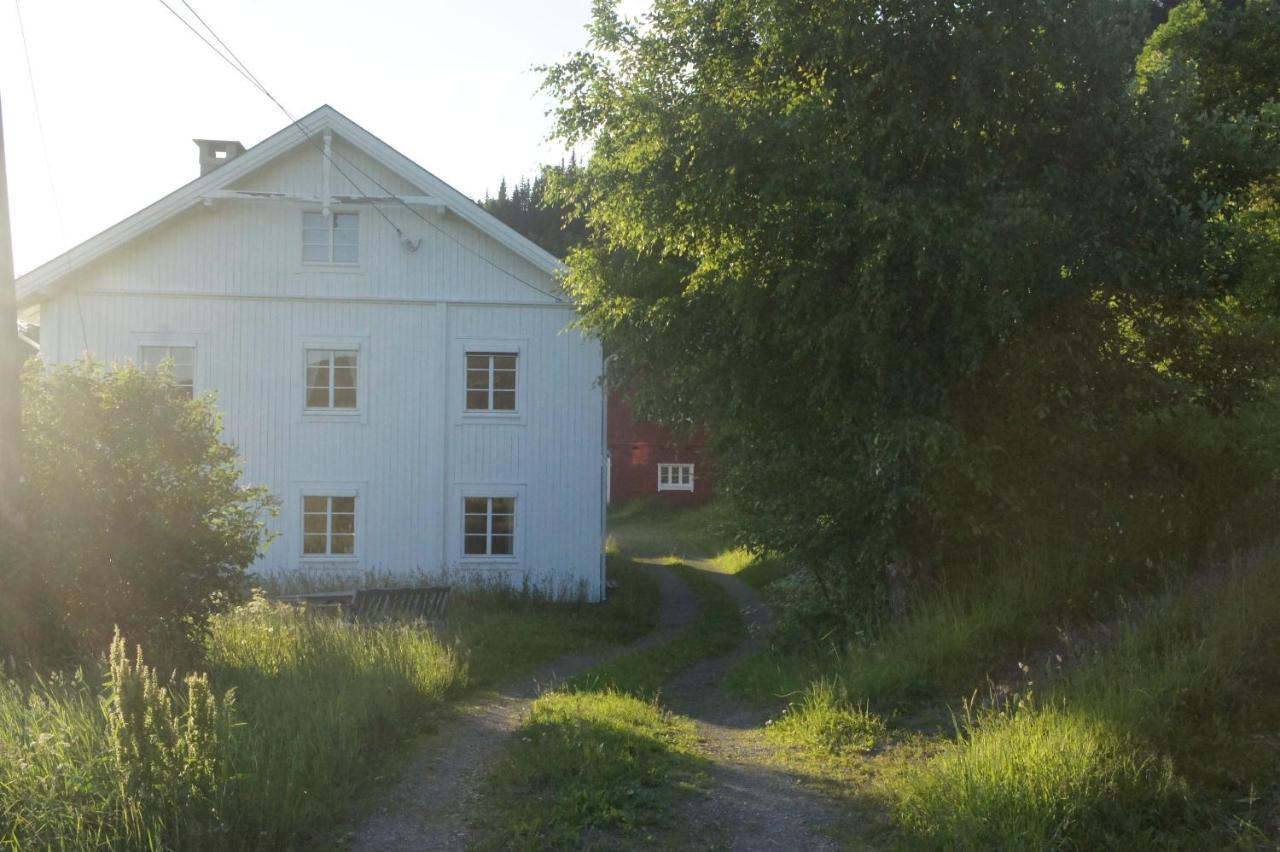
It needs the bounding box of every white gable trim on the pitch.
[16,105,565,307]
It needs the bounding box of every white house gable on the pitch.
[23,106,605,601]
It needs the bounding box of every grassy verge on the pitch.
[746,555,1280,849]
[0,558,658,849]
[477,563,746,849]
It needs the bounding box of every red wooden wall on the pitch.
[607,392,714,505]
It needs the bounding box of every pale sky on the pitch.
[1,0,645,275]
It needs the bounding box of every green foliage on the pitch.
[890,554,1280,848]
[765,678,887,758]
[894,703,1188,850]
[568,565,743,697]
[0,560,662,849]
[478,690,705,850]
[106,629,236,845]
[480,159,587,259]
[480,562,743,848]
[545,0,1280,614]
[11,358,275,663]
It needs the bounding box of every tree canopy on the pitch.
[545,0,1280,611]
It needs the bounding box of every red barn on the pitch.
[607,391,713,505]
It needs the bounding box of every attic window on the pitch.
[303,211,359,264]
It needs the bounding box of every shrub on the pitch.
[13,358,276,663]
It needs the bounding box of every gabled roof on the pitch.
[16,105,564,307]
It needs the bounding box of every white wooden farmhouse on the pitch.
[16,105,607,600]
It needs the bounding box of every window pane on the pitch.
[334,213,358,230]
[333,388,357,408]
[491,513,513,536]
[466,390,489,410]
[466,354,489,371]
[174,383,195,401]
[491,535,514,556]
[302,243,330,263]
[306,387,330,408]
[332,243,358,263]
[464,514,487,535]
[493,355,516,371]
[303,533,328,555]
[303,212,326,229]
[492,390,516,411]
[331,534,355,555]
[464,497,488,515]
[491,497,515,515]
[302,229,329,246]
[331,496,355,514]
[306,365,331,388]
[333,351,358,369]
[304,513,328,534]
[466,369,490,390]
[331,513,355,534]
[463,535,487,555]
[303,496,328,513]
[307,350,333,367]
[493,370,515,391]
[333,367,357,389]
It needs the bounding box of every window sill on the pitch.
[459,555,519,564]
[458,411,524,425]
[657,486,696,493]
[297,264,366,275]
[303,408,364,418]
[299,555,360,563]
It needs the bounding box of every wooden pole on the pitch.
[0,95,25,532]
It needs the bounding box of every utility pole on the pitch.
[0,95,24,533]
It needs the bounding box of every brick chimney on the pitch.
[194,139,246,176]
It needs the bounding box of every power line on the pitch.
[153,0,563,303]
[152,0,405,238]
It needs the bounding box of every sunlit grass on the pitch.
[0,558,661,849]
[477,689,705,850]
[765,678,888,758]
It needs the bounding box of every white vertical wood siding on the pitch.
[37,141,605,600]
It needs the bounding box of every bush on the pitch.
[11,358,275,663]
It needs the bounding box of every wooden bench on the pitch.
[346,586,451,624]
[275,586,451,625]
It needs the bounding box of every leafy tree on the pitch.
[544,0,1280,616]
[7,358,275,663]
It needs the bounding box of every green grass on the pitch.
[608,498,795,590]
[478,563,746,849]
[0,558,660,850]
[476,689,705,851]
[569,565,743,697]
[894,703,1187,850]
[887,557,1280,849]
[765,678,888,760]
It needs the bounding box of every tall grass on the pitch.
[204,597,467,846]
[0,558,660,849]
[890,556,1280,848]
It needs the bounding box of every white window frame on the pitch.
[139,343,198,399]
[455,338,526,423]
[454,484,525,564]
[657,463,695,492]
[133,332,205,397]
[302,210,360,266]
[295,483,364,563]
[462,495,517,559]
[298,337,368,420]
[464,351,519,413]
